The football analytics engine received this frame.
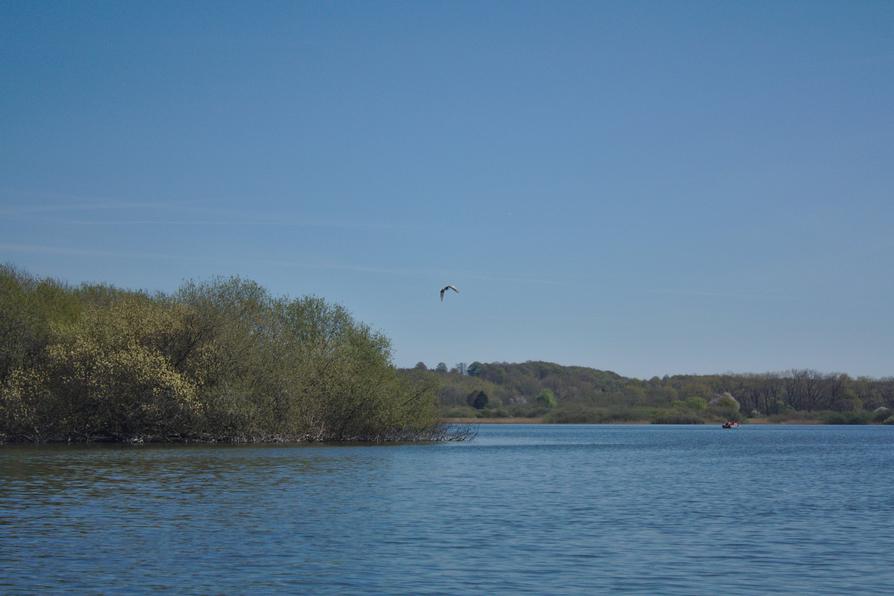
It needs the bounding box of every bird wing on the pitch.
[447,285,459,293]
[440,288,445,301]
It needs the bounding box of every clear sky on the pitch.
[2,1,893,378]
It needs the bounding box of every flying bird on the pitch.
[440,285,459,302]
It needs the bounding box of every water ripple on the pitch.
[2,426,894,593]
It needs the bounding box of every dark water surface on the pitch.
[2,425,894,594]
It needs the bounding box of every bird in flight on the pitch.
[440,285,459,302]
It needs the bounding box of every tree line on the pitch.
[404,360,894,424]
[0,265,453,443]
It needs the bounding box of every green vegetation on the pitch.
[405,361,894,425]
[0,265,456,444]
[466,390,489,410]
[5,263,889,442]
[535,389,557,409]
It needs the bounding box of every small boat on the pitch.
[722,421,740,429]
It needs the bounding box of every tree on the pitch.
[2,295,201,442]
[414,362,428,370]
[684,396,707,411]
[466,390,488,410]
[709,392,740,419]
[467,361,482,376]
[436,362,448,373]
[535,388,557,408]
[0,269,449,443]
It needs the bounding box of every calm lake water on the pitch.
[2,424,893,594]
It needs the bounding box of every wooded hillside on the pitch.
[404,361,894,424]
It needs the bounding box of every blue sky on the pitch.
[2,1,893,378]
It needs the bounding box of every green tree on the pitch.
[1,270,448,443]
[467,390,488,410]
[709,392,741,420]
[685,396,707,411]
[2,295,200,441]
[535,388,558,408]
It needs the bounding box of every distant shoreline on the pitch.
[442,417,547,424]
[442,417,856,425]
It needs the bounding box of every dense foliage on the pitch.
[0,266,447,443]
[406,361,894,424]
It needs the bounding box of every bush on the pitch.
[545,405,656,424]
[708,392,740,420]
[545,407,601,424]
[0,270,446,443]
[506,404,548,418]
[441,406,480,419]
[821,411,872,425]
[765,410,821,423]
[535,389,558,409]
[651,412,706,424]
[684,396,708,411]
[466,390,489,410]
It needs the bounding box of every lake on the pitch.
[2,424,893,594]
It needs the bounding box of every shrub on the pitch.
[545,405,656,424]
[708,392,740,420]
[1,270,445,443]
[651,413,706,424]
[535,389,558,409]
[821,411,872,425]
[466,390,489,410]
[441,406,479,419]
[766,410,821,423]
